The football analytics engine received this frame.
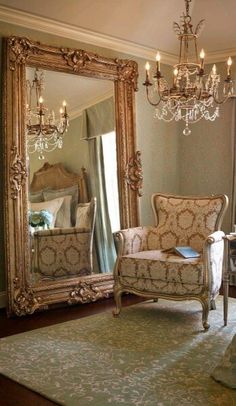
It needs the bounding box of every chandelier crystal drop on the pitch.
[143,0,234,135]
[26,69,69,159]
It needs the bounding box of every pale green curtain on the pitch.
[82,97,117,273]
[85,97,114,138]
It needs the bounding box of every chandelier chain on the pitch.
[185,0,191,18]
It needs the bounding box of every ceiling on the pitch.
[26,67,113,120]
[2,0,235,110]
[0,0,235,61]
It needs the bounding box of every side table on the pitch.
[223,234,236,326]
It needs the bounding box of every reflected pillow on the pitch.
[29,190,44,203]
[75,203,91,229]
[30,197,64,228]
[43,185,79,226]
[53,195,72,228]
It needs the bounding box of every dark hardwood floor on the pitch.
[0,287,236,406]
[0,294,144,338]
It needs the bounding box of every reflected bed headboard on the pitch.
[30,162,89,203]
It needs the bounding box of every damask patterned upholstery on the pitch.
[113,193,228,330]
[32,197,96,279]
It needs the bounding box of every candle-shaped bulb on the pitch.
[173,68,178,87]
[200,48,205,69]
[62,100,67,116]
[38,97,43,115]
[200,49,205,60]
[156,52,161,62]
[227,56,232,76]
[156,51,161,72]
[145,62,150,82]
[212,64,217,75]
[59,107,63,115]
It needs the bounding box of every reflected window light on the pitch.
[101,131,120,233]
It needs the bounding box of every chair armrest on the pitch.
[204,230,225,298]
[114,226,158,256]
[206,230,225,244]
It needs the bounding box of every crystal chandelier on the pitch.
[26,68,69,159]
[143,0,234,135]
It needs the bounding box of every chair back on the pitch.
[151,193,228,252]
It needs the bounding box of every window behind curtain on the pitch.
[101,131,120,233]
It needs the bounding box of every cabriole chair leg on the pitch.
[113,286,122,317]
[210,299,216,310]
[202,300,210,330]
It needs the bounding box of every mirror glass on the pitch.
[26,67,120,283]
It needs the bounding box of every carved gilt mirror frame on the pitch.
[3,36,142,316]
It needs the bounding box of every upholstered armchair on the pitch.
[32,198,97,279]
[113,193,228,330]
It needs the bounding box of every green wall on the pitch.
[179,62,235,231]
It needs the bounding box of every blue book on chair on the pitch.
[163,246,200,259]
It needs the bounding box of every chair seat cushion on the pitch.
[119,250,204,285]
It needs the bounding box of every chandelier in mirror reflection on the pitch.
[26,68,69,159]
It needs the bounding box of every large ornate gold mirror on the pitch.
[3,36,142,316]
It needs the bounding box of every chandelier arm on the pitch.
[158,116,176,123]
[212,93,230,105]
[44,135,64,144]
[146,86,162,107]
[195,80,204,101]
[56,121,69,135]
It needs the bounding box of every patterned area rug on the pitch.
[1,297,236,406]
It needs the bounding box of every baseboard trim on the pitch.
[0,291,6,308]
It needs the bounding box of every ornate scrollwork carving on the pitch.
[125,151,143,197]
[62,47,120,73]
[8,37,40,70]
[117,60,138,91]
[61,48,92,72]
[62,47,116,71]
[13,277,42,316]
[68,281,109,304]
[62,48,138,90]
[10,146,27,199]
